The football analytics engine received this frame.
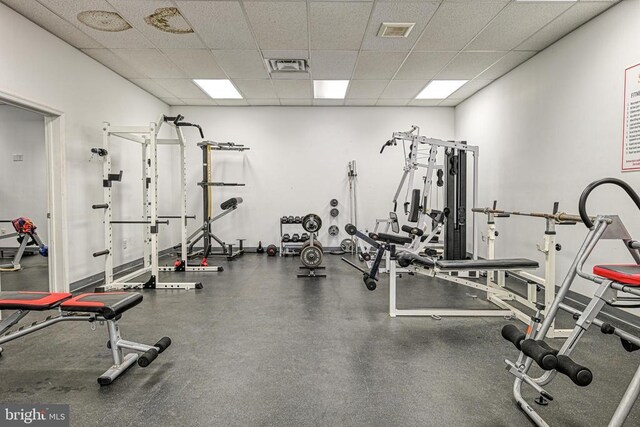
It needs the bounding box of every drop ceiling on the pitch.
[1,0,620,107]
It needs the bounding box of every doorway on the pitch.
[0,91,68,293]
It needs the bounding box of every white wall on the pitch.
[171,106,455,248]
[0,3,170,283]
[455,0,640,297]
[0,105,47,245]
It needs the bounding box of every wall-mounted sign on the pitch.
[622,62,640,171]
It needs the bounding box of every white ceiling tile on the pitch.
[37,0,154,48]
[476,51,535,80]
[448,79,493,99]
[262,50,309,59]
[272,80,312,98]
[414,2,507,51]
[82,48,146,78]
[244,2,308,50]
[352,51,407,79]
[109,0,204,48]
[518,2,613,51]
[233,80,277,98]
[270,72,311,80]
[436,51,505,79]
[112,48,186,78]
[377,99,410,106]
[215,99,248,106]
[280,99,312,106]
[408,99,441,106]
[211,50,268,79]
[309,51,358,79]
[3,0,102,48]
[309,2,373,50]
[177,1,256,49]
[161,49,226,78]
[360,2,439,51]
[346,80,389,99]
[180,98,218,106]
[160,97,185,105]
[345,99,377,106]
[395,51,457,80]
[154,78,207,98]
[380,80,427,99]
[247,99,281,106]
[130,78,175,98]
[313,99,344,106]
[438,98,463,107]
[466,2,573,51]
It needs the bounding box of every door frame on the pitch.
[0,89,68,292]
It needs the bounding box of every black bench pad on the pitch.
[0,292,72,311]
[397,252,538,271]
[60,293,143,319]
[435,258,539,271]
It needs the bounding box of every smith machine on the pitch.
[92,115,205,291]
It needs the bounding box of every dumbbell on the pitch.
[288,216,295,223]
[281,216,288,224]
[294,216,302,224]
[301,233,309,242]
[292,233,300,242]
[282,234,291,242]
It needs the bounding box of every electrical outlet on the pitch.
[0,228,5,235]
[123,239,128,250]
[12,153,23,162]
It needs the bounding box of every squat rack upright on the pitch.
[93,115,203,290]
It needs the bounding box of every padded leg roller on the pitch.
[155,337,172,353]
[501,324,525,350]
[556,355,592,386]
[521,339,558,370]
[138,348,159,367]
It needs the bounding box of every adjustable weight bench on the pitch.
[0,291,171,385]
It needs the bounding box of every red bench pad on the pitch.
[593,265,640,286]
[60,292,142,319]
[0,292,72,310]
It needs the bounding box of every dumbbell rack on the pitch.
[279,217,306,257]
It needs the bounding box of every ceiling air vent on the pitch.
[377,22,415,38]
[266,59,309,74]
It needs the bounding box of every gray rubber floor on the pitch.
[1,253,639,426]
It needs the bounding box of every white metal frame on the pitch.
[0,90,68,293]
[98,117,200,290]
[387,212,573,337]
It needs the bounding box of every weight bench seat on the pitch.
[0,291,72,311]
[376,232,430,245]
[397,252,538,271]
[60,293,143,320]
[436,258,539,271]
[593,265,640,286]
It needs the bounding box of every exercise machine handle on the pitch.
[380,139,395,154]
[578,178,640,229]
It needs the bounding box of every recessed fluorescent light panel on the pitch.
[416,80,468,99]
[314,80,349,99]
[193,79,243,99]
